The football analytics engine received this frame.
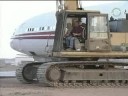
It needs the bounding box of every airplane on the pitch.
[10,1,128,62]
[10,12,56,62]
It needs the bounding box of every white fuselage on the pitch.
[10,12,56,61]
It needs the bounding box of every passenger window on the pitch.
[28,28,29,31]
[39,27,44,31]
[39,27,41,30]
[42,27,44,30]
[32,28,34,31]
[47,26,50,30]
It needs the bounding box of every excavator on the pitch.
[16,0,128,87]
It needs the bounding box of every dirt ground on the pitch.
[0,78,128,96]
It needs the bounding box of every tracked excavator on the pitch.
[16,0,128,87]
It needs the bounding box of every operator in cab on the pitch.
[65,20,84,51]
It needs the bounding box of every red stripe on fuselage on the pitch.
[12,31,55,39]
[15,31,55,36]
[12,36,54,39]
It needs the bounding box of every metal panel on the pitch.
[109,20,128,32]
[53,51,128,58]
[53,12,67,52]
[63,69,128,80]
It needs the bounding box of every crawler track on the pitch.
[37,61,128,88]
[16,62,42,83]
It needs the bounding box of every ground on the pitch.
[1,61,128,96]
[0,78,128,96]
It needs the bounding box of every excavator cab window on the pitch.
[87,13,111,52]
[53,11,110,52]
[63,14,87,50]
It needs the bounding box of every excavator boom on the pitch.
[56,0,81,11]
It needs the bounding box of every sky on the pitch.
[0,1,120,58]
[0,1,56,58]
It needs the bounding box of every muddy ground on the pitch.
[0,78,128,96]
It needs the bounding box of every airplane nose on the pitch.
[10,39,15,50]
[10,39,20,51]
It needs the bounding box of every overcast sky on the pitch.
[0,1,56,58]
[0,1,119,58]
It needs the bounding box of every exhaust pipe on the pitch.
[126,13,128,20]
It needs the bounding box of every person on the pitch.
[110,16,114,21]
[65,20,84,50]
[64,23,72,37]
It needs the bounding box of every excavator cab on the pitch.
[53,10,111,53]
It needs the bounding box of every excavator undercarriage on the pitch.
[16,60,128,88]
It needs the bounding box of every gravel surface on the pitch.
[0,78,128,96]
